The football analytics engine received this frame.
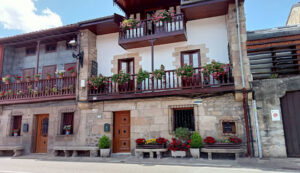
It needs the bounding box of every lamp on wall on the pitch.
[68,39,84,68]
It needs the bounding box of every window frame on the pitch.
[222,121,236,134]
[45,43,57,53]
[180,49,201,67]
[118,58,135,74]
[60,112,74,135]
[25,47,36,56]
[172,107,195,131]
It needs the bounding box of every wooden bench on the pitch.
[201,148,244,160]
[135,148,168,159]
[0,146,24,157]
[53,146,99,157]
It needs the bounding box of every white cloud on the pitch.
[0,0,63,33]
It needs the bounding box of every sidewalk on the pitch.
[13,154,300,172]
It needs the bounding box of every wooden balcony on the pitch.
[88,67,234,101]
[119,14,187,49]
[0,77,76,105]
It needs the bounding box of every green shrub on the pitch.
[175,127,191,141]
[98,135,110,149]
[190,131,203,148]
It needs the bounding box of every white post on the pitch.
[252,99,263,159]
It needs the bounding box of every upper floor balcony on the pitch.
[119,13,187,49]
[88,66,234,101]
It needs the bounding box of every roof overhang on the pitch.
[114,0,181,16]
[181,0,244,21]
[79,14,124,35]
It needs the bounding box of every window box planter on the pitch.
[171,150,186,158]
[204,143,241,149]
[181,76,193,87]
[136,143,166,149]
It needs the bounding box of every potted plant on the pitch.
[55,70,65,79]
[136,69,149,91]
[89,74,109,93]
[203,136,242,149]
[13,75,22,83]
[169,138,190,158]
[2,75,11,84]
[152,9,175,31]
[52,87,58,93]
[25,75,31,82]
[69,84,74,93]
[16,90,24,96]
[98,135,111,157]
[135,137,168,149]
[201,61,228,85]
[153,65,165,80]
[190,131,203,158]
[63,125,72,135]
[46,73,52,80]
[33,87,39,95]
[120,18,139,38]
[0,91,6,98]
[13,129,19,136]
[175,64,195,87]
[67,67,76,77]
[175,127,191,141]
[112,70,130,92]
[34,74,40,81]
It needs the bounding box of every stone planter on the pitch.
[100,149,110,157]
[171,150,186,158]
[204,143,241,149]
[136,143,166,149]
[190,148,200,158]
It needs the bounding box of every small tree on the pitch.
[175,127,191,141]
[190,131,203,148]
[98,135,111,149]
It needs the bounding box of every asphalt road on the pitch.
[0,158,292,173]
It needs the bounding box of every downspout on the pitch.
[252,92,263,158]
[235,0,251,157]
[76,32,81,102]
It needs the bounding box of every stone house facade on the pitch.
[0,0,252,156]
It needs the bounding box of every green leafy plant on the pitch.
[201,61,227,79]
[2,74,11,82]
[175,64,194,77]
[153,65,165,80]
[190,131,203,148]
[121,18,138,30]
[136,69,149,84]
[98,135,111,149]
[175,127,191,141]
[89,74,109,90]
[271,74,278,79]
[112,70,130,85]
[52,87,58,93]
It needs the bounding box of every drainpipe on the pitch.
[36,40,41,74]
[252,92,263,158]
[149,39,156,72]
[235,0,251,157]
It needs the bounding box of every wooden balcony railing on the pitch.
[119,14,186,49]
[88,67,234,101]
[0,77,76,105]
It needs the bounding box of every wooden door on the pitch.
[42,65,56,79]
[281,91,300,157]
[113,111,130,153]
[22,68,35,81]
[35,114,49,153]
[64,63,77,77]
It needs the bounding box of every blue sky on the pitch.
[0,0,298,37]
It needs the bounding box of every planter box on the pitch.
[190,148,200,158]
[204,143,241,149]
[171,150,186,158]
[136,144,166,149]
[100,149,110,157]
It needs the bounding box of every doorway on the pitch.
[113,111,131,153]
[34,114,49,153]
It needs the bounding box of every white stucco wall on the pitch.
[96,15,229,76]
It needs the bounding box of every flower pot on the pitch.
[136,143,166,149]
[182,77,193,87]
[71,72,76,77]
[26,78,31,82]
[5,80,10,85]
[65,130,71,135]
[35,77,39,81]
[13,132,19,137]
[46,76,51,80]
[100,149,110,157]
[17,79,21,84]
[190,148,200,158]
[59,74,63,79]
[171,150,186,158]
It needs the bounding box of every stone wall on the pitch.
[85,94,246,153]
[0,100,81,154]
[252,76,300,157]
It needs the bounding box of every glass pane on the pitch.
[183,54,190,66]
[42,118,49,136]
[129,61,134,74]
[121,62,127,73]
[192,53,199,67]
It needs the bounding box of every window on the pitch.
[11,116,22,136]
[45,44,57,53]
[181,50,201,68]
[173,108,195,131]
[26,47,36,55]
[222,121,236,134]
[61,113,74,135]
[118,58,134,74]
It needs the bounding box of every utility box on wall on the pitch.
[23,124,29,133]
[104,123,110,132]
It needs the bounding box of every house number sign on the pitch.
[271,110,281,121]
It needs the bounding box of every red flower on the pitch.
[204,136,216,144]
[135,138,145,145]
[229,137,242,144]
[187,140,191,144]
